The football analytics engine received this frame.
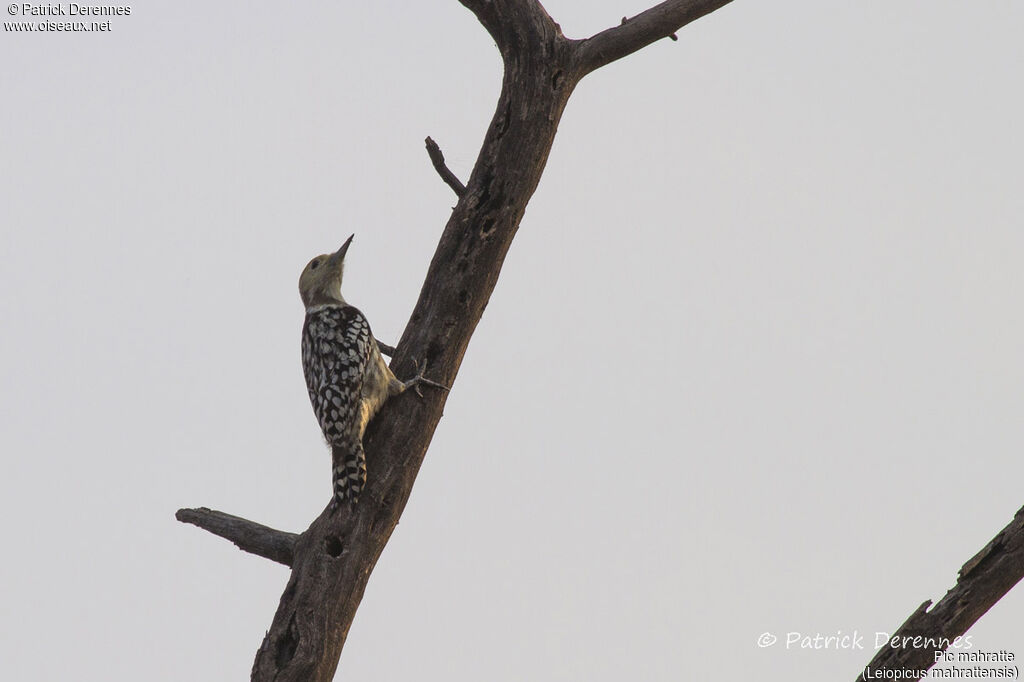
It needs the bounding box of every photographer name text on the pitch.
[9,4,130,16]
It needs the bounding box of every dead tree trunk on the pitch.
[175,2,1024,680]
[175,4,736,678]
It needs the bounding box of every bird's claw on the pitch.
[411,358,425,397]
[409,358,450,398]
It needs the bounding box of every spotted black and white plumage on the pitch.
[302,304,373,504]
[298,234,448,510]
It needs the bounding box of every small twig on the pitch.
[424,137,466,197]
[176,507,298,567]
[375,338,397,357]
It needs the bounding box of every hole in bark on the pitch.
[458,289,469,306]
[275,614,299,668]
[551,70,563,90]
[325,535,345,558]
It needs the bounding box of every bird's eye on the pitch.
[310,259,321,270]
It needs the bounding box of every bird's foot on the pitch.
[407,358,450,398]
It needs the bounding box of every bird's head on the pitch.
[299,234,353,309]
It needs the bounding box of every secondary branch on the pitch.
[425,137,466,197]
[176,507,298,567]
[576,0,736,74]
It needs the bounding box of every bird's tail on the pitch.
[331,438,367,507]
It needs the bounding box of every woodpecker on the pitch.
[299,234,446,508]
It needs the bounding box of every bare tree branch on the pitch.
[175,507,298,567]
[859,505,1024,681]
[577,0,737,74]
[425,137,466,197]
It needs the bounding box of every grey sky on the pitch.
[2,1,1023,679]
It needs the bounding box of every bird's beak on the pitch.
[328,234,355,266]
